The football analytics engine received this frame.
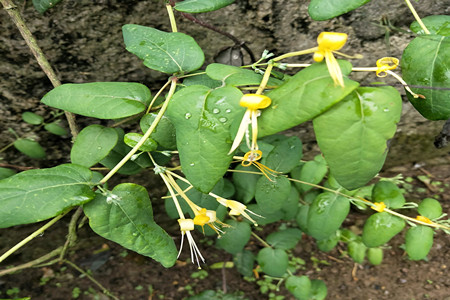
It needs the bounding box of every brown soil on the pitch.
[1,1,450,300]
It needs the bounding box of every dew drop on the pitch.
[212,108,220,114]
[132,232,138,236]
[97,146,102,150]
[219,117,227,123]
[185,112,192,119]
[190,163,195,166]
[383,108,389,112]
[225,109,231,113]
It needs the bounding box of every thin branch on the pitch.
[0,247,62,276]
[0,0,79,138]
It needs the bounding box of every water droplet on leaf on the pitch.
[185,113,192,119]
[213,108,220,114]
[219,117,227,123]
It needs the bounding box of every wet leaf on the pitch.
[362,212,405,247]
[0,164,94,228]
[313,86,402,190]
[410,15,450,36]
[255,176,291,213]
[124,133,158,152]
[84,183,177,268]
[41,82,151,119]
[123,24,204,74]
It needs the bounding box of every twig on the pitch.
[59,207,84,261]
[0,0,79,139]
[0,163,34,171]
[64,259,120,300]
[167,0,255,62]
[0,247,62,276]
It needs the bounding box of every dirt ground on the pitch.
[1,1,450,300]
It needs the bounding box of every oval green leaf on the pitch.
[0,164,94,228]
[255,176,291,213]
[166,85,245,193]
[310,279,328,300]
[123,24,204,74]
[307,192,349,240]
[83,183,177,267]
[266,228,302,250]
[206,63,283,87]
[216,220,251,255]
[14,139,46,159]
[418,198,442,219]
[372,181,405,209]
[233,250,255,277]
[367,248,383,265]
[258,61,359,137]
[41,82,151,119]
[401,35,450,120]
[32,0,62,13]
[362,212,405,247]
[405,225,434,261]
[44,122,68,136]
[264,136,303,173]
[22,112,44,125]
[257,248,288,277]
[285,275,311,300]
[317,231,339,252]
[292,154,328,193]
[348,241,367,264]
[124,133,158,152]
[308,0,371,21]
[174,0,235,13]
[313,86,402,190]
[71,125,119,168]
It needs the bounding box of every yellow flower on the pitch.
[216,197,262,226]
[375,57,399,77]
[371,202,386,212]
[241,149,279,181]
[313,32,348,87]
[228,94,272,155]
[177,218,205,268]
[415,215,433,224]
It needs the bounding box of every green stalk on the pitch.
[404,0,430,34]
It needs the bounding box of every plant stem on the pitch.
[64,259,119,300]
[59,207,84,261]
[0,0,79,138]
[100,78,178,184]
[273,48,318,62]
[256,63,274,95]
[0,247,63,276]
[166,3,178,32]
[0,211,69,264]
[404,0,430,34]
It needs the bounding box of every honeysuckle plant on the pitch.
[0,0,449,299]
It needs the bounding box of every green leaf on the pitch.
[258,61,359,137]
[280,186,300,221]
[295,204,310,233]
[401,35,450,120]
[0,164,94,228]
[123,24,204,74]
[285,275,311,300]
[292,155,327,193]
[307,192,349,240]
[310,279,328,300]
[41,82,151,119]
[247,204,284,226]
[83,183,177,267]
[44,122,68,136]
[99,128,145,175]
[216,220,251,255]
[206,63,283,87]
[32,0,62,13]
[71,125,119,168]
[140,113,177,150]
[182,72,222,89]
[0,167,16,180]
[317,231,339,252]
[257,248,288,277]
[313,86,402,190]
[405,225,434,261]
[264,136,302,173]
[348,241,367,264]
[266,228,302,250]
[166,85,244,193]
[308,0,371,21]
[174,0,235,13]
[367,248,383,266]
[232,164,260,204]
[418,198,442,219]
[124,133,158,152]
[22,112,43,125]
[410,15,450,36]
[255,176,291,213]
[362,212,405,247]
[372,181,405,209]
[14,139,45,159]
[233,250,255,277]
